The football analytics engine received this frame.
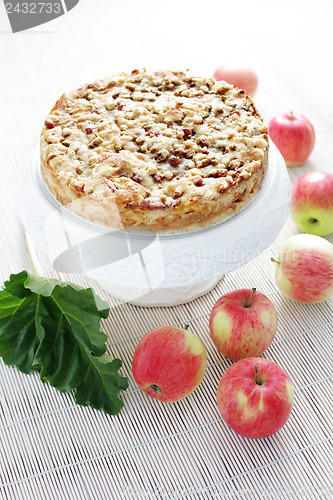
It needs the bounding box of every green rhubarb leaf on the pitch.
[35,283,110,357]
[0,289,41,373]
[0,272,128,415]
[3,271,32,298]
[35,336,128,414]
[24,273,110,317]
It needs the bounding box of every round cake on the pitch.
[40,69,269,233]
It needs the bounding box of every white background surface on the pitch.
[0,1,332,498]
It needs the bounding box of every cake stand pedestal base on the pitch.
[95,277,221,307]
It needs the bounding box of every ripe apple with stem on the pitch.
[290,171,333,236]
[271,234,333,303]
[268,112,315,166]
[209,288,277,361]
[216,357,294,439]
[132,325,207,403]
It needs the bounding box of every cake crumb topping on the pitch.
[40,69,268,232]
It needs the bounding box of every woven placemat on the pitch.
[0,183,332,499]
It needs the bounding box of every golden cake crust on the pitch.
[40,69,269,233]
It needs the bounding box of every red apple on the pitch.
[132,325,207,402]
[209,288,277,361]
[290,171,333,236]
[268,112,315,166]
[272,234,333,303]
[213,63,258,97]
[216,358,294,439]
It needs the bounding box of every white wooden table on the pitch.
[0,0,332,498]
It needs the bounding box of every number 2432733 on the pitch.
[5,3,62,14]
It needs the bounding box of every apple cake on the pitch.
[40,69,269,233]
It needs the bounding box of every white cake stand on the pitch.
[19,141,290,306]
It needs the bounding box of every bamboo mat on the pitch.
[1,165,333,495]
[0,201,332,498]
[1,0,333,497]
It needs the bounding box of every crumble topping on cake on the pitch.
[40,69,269,232]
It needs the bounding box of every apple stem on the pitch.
[184,324,189,330]
[245,288,256,308]
[289,111,294,121]
[271,257,280,265]
[255,365,260,385]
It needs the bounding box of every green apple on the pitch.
[290,171,333,236]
